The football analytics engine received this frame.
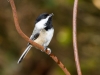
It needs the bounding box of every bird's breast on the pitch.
[34,29,47,46]
[34,28,54,47]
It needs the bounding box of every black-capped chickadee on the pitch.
[17,13,54,64]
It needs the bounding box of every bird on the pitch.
[17,13,54,64]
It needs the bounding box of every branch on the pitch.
[72,0,82,75]
[9,0,71,75]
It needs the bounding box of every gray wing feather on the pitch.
[27,27,40,46]
[30,27,40,40]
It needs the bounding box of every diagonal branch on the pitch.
[9,0,71,75]
[72,0,82,75]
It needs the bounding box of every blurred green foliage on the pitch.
[0,0,100,75]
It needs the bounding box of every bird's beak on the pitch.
[49,13,54,17]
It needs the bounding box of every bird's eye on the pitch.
[43,14,49,19]
[44,14,48,17]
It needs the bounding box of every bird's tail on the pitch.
[17,45,32,64]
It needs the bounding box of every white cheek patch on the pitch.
[35,16,50,29]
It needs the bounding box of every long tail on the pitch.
[17,45,32,64]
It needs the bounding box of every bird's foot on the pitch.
[46,48,51,55]
[41,47,51,55]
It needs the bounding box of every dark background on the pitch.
[0,0,100,75]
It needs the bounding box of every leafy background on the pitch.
[0,0,100,75]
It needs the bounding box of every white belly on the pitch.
[34,28,54,47]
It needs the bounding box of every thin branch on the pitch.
[73,0,82,75]
[9,0,71,75]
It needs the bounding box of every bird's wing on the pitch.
[27,27,40,46]
[17,27,41,64]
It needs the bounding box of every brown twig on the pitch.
[9,0,71,75]
[73,0,82,75]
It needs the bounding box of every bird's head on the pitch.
[35,13,54,30]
